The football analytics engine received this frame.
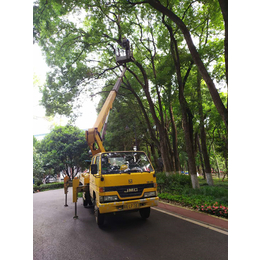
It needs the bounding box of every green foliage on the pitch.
[33,0,228,177]
[101,84,150,152]
[38,125,90,179]
[33,136,45,181]
[182,184,228,205]
[156,172,192,193]
[33,177,43,186]
[157,173,228,218]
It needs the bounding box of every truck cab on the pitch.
[86,151,158,226]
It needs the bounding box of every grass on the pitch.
[156,173,228,218]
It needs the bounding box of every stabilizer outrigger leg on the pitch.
[64,175,72,207]
[72,177,90,219]
[73,202,78,219]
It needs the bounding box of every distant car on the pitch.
[44,176,57,184]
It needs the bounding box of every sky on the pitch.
[33,44,100,139]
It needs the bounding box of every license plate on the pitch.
[124,203,139,210]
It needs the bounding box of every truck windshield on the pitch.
[101,152,154,174]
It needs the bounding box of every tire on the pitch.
[83,190,93,208]
[95,204,105,227]
[139,207,150,219]
[83,193,88,207]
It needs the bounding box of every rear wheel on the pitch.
[83,190,93,208]
[139,207,150,219]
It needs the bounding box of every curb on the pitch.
[155,201,228,233]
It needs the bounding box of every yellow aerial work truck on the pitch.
[66,42,158,226]
[80,151,158,226]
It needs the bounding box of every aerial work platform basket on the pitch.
[116,38,134,65]
[116,49,134,64]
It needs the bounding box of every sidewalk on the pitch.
[156,201,228,231]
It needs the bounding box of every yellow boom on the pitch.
[85,67,127,155]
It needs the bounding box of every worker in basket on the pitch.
[120,36,130,57]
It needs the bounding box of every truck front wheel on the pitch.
[95,205,105,227]
[139,207,150,219]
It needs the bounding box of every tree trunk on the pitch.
[150,142,159,171]
[196,133,205,179]
[159,126,175,175]
[179,92,199,188]
[147,0,228,128]
[196,70,214,186]
[212,144,220,179]
[218,0,228,84]
[146,143,151,160]
[201,132,213,185]
[169,104,181,173]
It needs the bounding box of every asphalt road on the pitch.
[34,188,228,260]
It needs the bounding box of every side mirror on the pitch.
[91,164,97,175]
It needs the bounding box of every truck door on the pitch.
[90,156,96,198]
[90,155,101,199]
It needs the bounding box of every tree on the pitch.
[33,0,227,188]
[218,0,228,84]
[128,0,228,128]
[33,136,44,184]
[38,125,90,179]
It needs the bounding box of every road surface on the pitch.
[33,188,228,260]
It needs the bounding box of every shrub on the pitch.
[196,202,228,219]
[182,185,228,206]
[156,173,228,219]
[156,172,192,193]
[33,182,64,192]
[33,177,43,186]
[158,192,213,209]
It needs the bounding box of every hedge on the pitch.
[33,182,64,192]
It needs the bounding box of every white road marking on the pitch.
[152,207,228,236]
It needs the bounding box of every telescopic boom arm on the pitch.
[85,67,127,155]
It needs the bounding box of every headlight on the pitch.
[100,195,119,203]
[144,191,156,198]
